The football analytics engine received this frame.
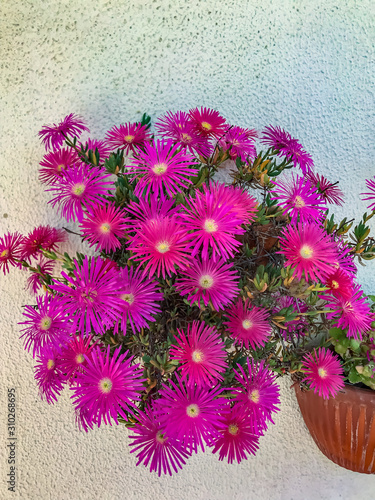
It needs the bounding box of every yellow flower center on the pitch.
[152,162,168,175]
[192,350,205,362]
[204,219,218,233]
[181,133,192,143]
[124,135,135,143]
[100,223,111,234]
[300,244,313,259]
[156,241,170,253]
[186,404,200,418]
[228,424,239,436]
[121,293,135,305]
[99,377,113,394]
[40,316,52,331]
[1,249,9,258]
[47,359,55,370]
[56,164,65,172]
[294,195,305,208]
[242,319,253,330]
[156,431,166,444]
[199,274,214,289]
[331,280,339,289]
[318,367,328,379]
[249,389,260,404]
[76,354,85,364]
[72,183,85,196]
[201,121,212,131]
[343,301,354,314]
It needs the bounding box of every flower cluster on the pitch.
[3,108,375,476]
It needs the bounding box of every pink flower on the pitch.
[129,405,191,476]
[155,375,227,453]
[320,284,373,339]
[80,203,130,253]
[39,113,89,151]
[175,256,239,310]
[261,125,314,174]
[189,107,227,138]
[39,148,79,185]
[233,359,280,434]
[170,321,227,387]
[361,177,375,211]
[116,265,163,334]
[324,268,353,299]
[34,347,66,404]
[19,294,71,357]
[70,345,144,427]
[180,188,245,260]
[278,222,337,282]
[220,126,257,161]
[125,192,178,227]
[210,406,259,464]
[272,295,309,339]
[306,170,344,206]
[47,164,113,222]
[224,299,271,349]
[59,335,96,382]
[302,347,344,399]
[25,257,55,295]
[105,122,151,155]
[271,174,326,223]
[20,225,66,261]
[128,217,191,278]
[81,138,113,162]
[50,256,123,335]
[0,232,24,275]
[128,140,198,198]
[155,111,212,157]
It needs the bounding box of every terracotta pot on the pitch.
[295,383,375,473]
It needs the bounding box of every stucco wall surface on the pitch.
[1,1,375,499]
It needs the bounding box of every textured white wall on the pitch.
[1,1,375,499]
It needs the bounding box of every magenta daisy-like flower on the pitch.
[70,345,144,427]
[205,182,258,225]
[270,175,326,223]
[82,138,113,162]
[20,225,66,261]
[320,284,373,339]
[80,203,130,253]
[210,405,260,464]
[129,405,191,476]
[224,299,271,350]
[233,359,280,434]
[105,122,151,155]
[50,256,123,335]
[180,188,245,260]
[25,257,55,295]
[333,237,357,276]
[19,294,71,357]
[220,126,257,161]
[278,221,337,282]
[34,347,66,404]
[306,170,344,206]
[116,265,163,334]
[128,139,198,198]
[189,107,227,138]
[324,268,353,299]
[302,347,344,399]
[39,148,79,185]
[59,334,95,381]
[261,125,314,174]
[0,231,24,275]
[39,113,89,151]
[155,375,227,453]
[175,257,239,310]
[155,111,212,157]
[170,321,226,387]
[47,164,112,222]
[361,177,375,211]
[126,192,179,227]
[128,217,191,278]
[273,295,309,339]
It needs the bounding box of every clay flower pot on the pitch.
[295,383,375,473]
